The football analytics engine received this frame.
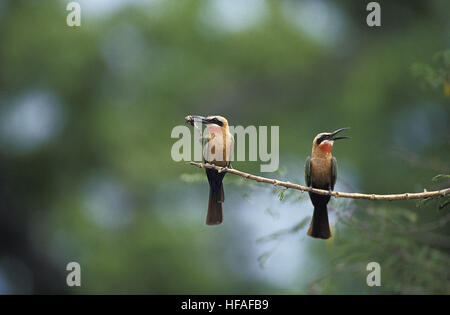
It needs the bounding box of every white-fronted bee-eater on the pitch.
[305,128,350,239]
[185,115,234,225]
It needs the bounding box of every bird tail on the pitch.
[206,184,224,225]
[307,203,331,239]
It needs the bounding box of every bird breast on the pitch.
[310,157,332,188]
[204,131,233,166]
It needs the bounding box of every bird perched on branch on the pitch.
[305,128,350,239]
[185,115,234,225]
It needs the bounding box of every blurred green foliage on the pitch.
[0,0,449,294]
[412,50,450,94]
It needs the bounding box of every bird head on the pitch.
[185,115,228,133]
[313,127,350,153]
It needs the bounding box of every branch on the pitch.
[189,162,450,201]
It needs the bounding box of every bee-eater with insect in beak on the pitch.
[305,127,350,239]
[185,115,234,225]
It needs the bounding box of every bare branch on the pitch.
[189,162,450,201]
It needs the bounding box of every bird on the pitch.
[304,127,350,239]
[185,115,234,225]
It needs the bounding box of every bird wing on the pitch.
[203,134,216,163]
[227,135,234,167]
[331,157,337,190]
[304,156,311,187]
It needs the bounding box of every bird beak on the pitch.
[329,127,351,141]
[185,115,208,126]
[185,115,223,127]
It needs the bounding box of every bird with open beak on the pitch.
[304,127,350,239]
[185,115,234,225]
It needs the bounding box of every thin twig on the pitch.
[189,162,450,201]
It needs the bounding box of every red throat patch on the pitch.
[208,125,222,134]
[319,141,333,153]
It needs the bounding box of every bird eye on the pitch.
[317,135,326,145]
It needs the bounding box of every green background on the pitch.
[0,0,449,294]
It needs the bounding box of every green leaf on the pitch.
[257,250,274,268]
[278,188,286,201]
[432,174,450,182]
[256,217,310,243]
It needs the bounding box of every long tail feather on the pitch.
[307,203,331,239]
[206,184,224,225]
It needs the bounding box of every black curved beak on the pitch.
[185,115,223,126]
[185,115,207,126]
[329,127,351,141]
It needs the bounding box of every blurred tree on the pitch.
[0,0,448,294]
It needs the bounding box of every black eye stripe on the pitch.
[316,135,327,145]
